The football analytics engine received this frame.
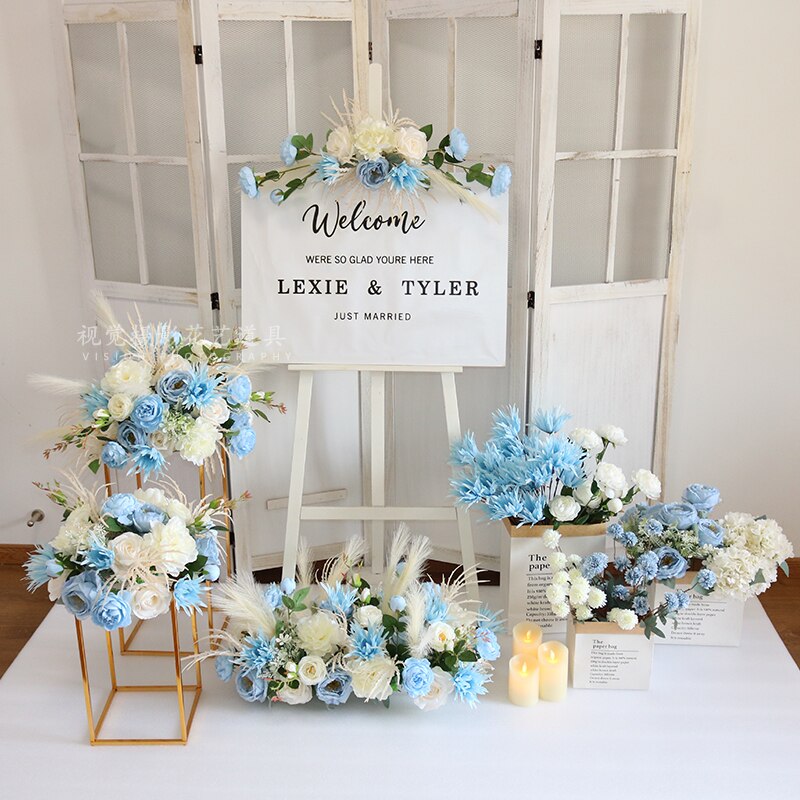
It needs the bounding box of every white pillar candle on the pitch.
[512,621,542,656]
[538,641,568,702]
[508,654,539,707]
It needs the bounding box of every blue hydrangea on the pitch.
[624,565,646,587]
[614,555,631,571]
[445,128,469,161]
[697,568,717,591]
[349,623,386,661]
[490,163,512,197]
[663,592,681,614]
[452,663,489,707]
[612,585,630,601]
[173,576,207,615]
[676,591,691,610]
[608,523,637,547]
[581,552,609,580]
[532,406,571,434]
[320,583,358,616]
[633,595,649,616]
[24,544,57,590]
[645,518,664,535]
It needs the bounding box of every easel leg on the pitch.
[283,370,314,580]
[441,371,479,601]
[369,370,385,576]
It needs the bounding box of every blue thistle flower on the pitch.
[239,634,276,673]
[320,583,358,616]
[532,406,571,434]
[173,576,207,615]
[24,544,57,591]
[349,623,386,660]
[452,663,490,707]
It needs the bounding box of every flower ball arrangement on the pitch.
[205,527,502,709]
[24,476,241,630]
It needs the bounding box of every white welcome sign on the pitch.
[241,183,509,366]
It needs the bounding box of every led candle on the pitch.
[512,621,542,657]
[508,654,540,707]
[538,641,568,702]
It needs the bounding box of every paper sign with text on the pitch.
[241,184,509,366]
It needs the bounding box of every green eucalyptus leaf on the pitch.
[420,124,433,141]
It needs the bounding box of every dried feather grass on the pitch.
[210,572,276,638]
[424,168,498,221]
[322,534,366,586]
[28,374,91,397]
[403,582,429,658]
[296,536,314,587]
[381,526,432,610]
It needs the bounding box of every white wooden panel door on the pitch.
[531,0,699,481]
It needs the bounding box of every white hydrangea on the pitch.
[542,528,561,550]
[353,118,395,160]
[179,417,222,465]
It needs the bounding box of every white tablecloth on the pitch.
[1,588,799,799]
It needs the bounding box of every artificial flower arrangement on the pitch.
[238,96,511,208]
[36,297,284,478]
[202,527,502,709]
[451,406,662,528]
[24,475,238,630]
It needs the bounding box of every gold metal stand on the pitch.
[75,600,202,745]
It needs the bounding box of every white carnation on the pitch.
[143,516,198,576]
[608,607,638,630]
[542,528,561,550]
[354,605,383,628]
[427,621,456,652]
[326,125,354,162]
[568,576,590,606]
[548,552,567,571]
[297,612,346,657]
[587,587,607,609]
[552,601,570,618]
[632,469,662,500]
[348,655,396,702]
[575,605,592,621]
[200,396,230,425]
[131,582,171,619]
[549,495,580,522]
[277,682,312,705]
[179,417,222,465]
[413,666,454,711]
[107,393,133,421]
[594,462,629,499]
[597,424,627,446]
[569,427,602,452]
[101,358,152,397]
[394,126,428,164]
[297,655,327,686]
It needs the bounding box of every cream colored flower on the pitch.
[144,516,198,576]
[51,505,96,557]
[607,498,623,514]
[594,462,628,499]
[574,482,594,506]
[200,396,230,426]
[134,487,168,511]
[575,605,592,621]
[587,587,606,609]
[542,528,561,550]
[277,682,312,705]
[101,358,152,397]
[165,499,194,525]
[48,572,68,602]
[179,417,221,465]
[353,117,395,160]
[598,424,627,446]
[110,532,145,574]
[632,469,662,500]
[297,612,346,657]
[348,655,396,702]
[107,393,133,421]
[548,552,567,571]
[546,583,567,605]
[568,576,590,607]
[427,621,456,652]
[413,666,454,711]
[132,582,171,619]
[569,428,602,452]
[354,604,383,628]
[549,495,581,522]
[326,125,354,162]
[156,353,191,378]
[297,655,328,686]
[608,607,638,630]
[395,126,428,164]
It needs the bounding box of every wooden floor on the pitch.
[1,562,798,678]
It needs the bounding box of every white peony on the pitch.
[607,498,623,514]
[548,552,567,571]
[134,487,169,511]
[353,117,395,160]
[542,528,561,550]
[549,495,581,523]
[179,417,222,465]
[132,582,171,619]
[354,605,383,628]
[165,499,194,525]
[594,462,629,499]
[569,427,602,452]
[568,576,590,607]
[587,497,602,509]
[597,424,627,446]
[608,607,638,631]
[326,125,354,162]
[107,393,133,421]
[427,621,456,652]
[587,587,607,609]
[632,469,662,500]
[297,655,328,686]
[156,353,191,378]
[573,482,594,506]
[144,517,198,576]
[277,682,312,705]
[413,666,454,711]
[394,126,428,164]
[348,655,396,702]
[111,532,145,574]
[200,396,230,426]
[575,605,592,621]
[101,358,152,397]
[297,612,346,657]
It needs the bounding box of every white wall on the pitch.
[665,0,800,546]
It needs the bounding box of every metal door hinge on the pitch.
[527,291,535,309]
[210,291,220,310]
[368,41,373,62]
[534,40,542,59]
[194,45,203,65]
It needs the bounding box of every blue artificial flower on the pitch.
[110,349,124,366]
[196,532,221,566]
[173,576,207,615]
[475,627,501,661]
[227,374,252,406]
[612,585,630,601]
[132,503,168,533]
[316,154,341,183]
[156,369,193,405]
[24,544,57,590]
[682,484,721,514]
[389,595,406,613]
[230,410,253,432]
[280,577,296,595]
[697,519,725,547]
[645,518,664,535]
[215,655,234,682]
[614,555,631,571]
[697,568,717,591]
[451,475,492,506]
[356,157,391,189]
[518,493,546,526]
[349,623,386,661]
[609,523,638,549]
[423,582,449,623]
[204,564,221,582]
[388,161,426,194]
[607,523,624,539]
[477,605,505,634]
[533,406,571,434]
[450,432,479,466]
[316,669,353,706]
[185,366,220,410]
[130,393,163,433]
[280,135,298,166]
[90,590,132,631]
[128,446,166,480]
[624,565,646,587]
[656,502,699,531]
[620,504,643,528]
[102,493,140,526]
[83,544,114,571]
[490,163,512,197]
[270,189,282,204]
[263,583,282,609]
[236,668,268,703]
[320,583,358,616]
[240,634,276,673]
[663,591,681,614]
[229,425,256,459]
[81,386,108,421]
[581,552,609,580]
[677,591,691,610]
[239,166,259,198]
[636,551,659,581]
[46,559,62,577]
[61,572,102,620]
[633,595,649,616]
[486,490,524,521]
[452,663,489,707]
[491,406,521,440]
[402,658,435,699]
[101,441,128,470]
[169,329,182,347]
[445,128,469,161]
[654,546,689,580]
[116,420,148,452]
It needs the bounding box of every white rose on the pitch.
[189,339,216,362]
[326,125,354,162]
[548,552,567,571]
[165,499,194,525]
[179,417,222,466]
[588,497,601,509]
[200,396,230,426]
[608,607,638,631]
[394,126,428,164]
[549,495,581,523]
[413,666,454,711]
[352,117,395,160]
[569,427,602,452]
[144,517,198,576]
[354,605,383,628]
[348,655,396,702]
[607,498,623,514]
[427,621,456,652]
[594,462,629,499]
[48,571,68,602]
[134,487,168,511]
[632,469,662,500]
[598,424,627,446]
[575,605,592,621]
[111,532,145,574]
[542,528,561,550]
[574,482,594,506]
[587,587,606,609]
[552,601,570,618]
[101,358,152,397]
[107,393,133,421]
[277,682,312,705]
[132,582,171,620]
[297,655,328,686]
[156,353,191,379]
[297,612,346,657]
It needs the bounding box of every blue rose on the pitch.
[101,441,128,470]
[263,583,282,609]
[280,577,296,595]
[90,590,132,631]
[157,370,193,405]
[61,572,102,620]
[490,163,512,197]
[656,502,699,530]
[654,546,689,580]
[697,519,724,547]
[204,564,221,582]
[389,595,406,613]
[280,135,298,166]
[84,545,114,571]
[402,658,435,699]
[239,166,259,198]
[682,484,721,514]
[215,655,234,682]
[475,627,501,661]
[445,127,469,161]
[356,158,390,189]
[235,668,268,703]
[227,374,252,406]
[102,493,140,526]
[132,503,168,533]
[315,669,353,706]
[229,425,256,458]
[116,420,148,452]
[196,532,221,566]
[130,394,163,433]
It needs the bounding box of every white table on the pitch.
[1,588,799,799]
